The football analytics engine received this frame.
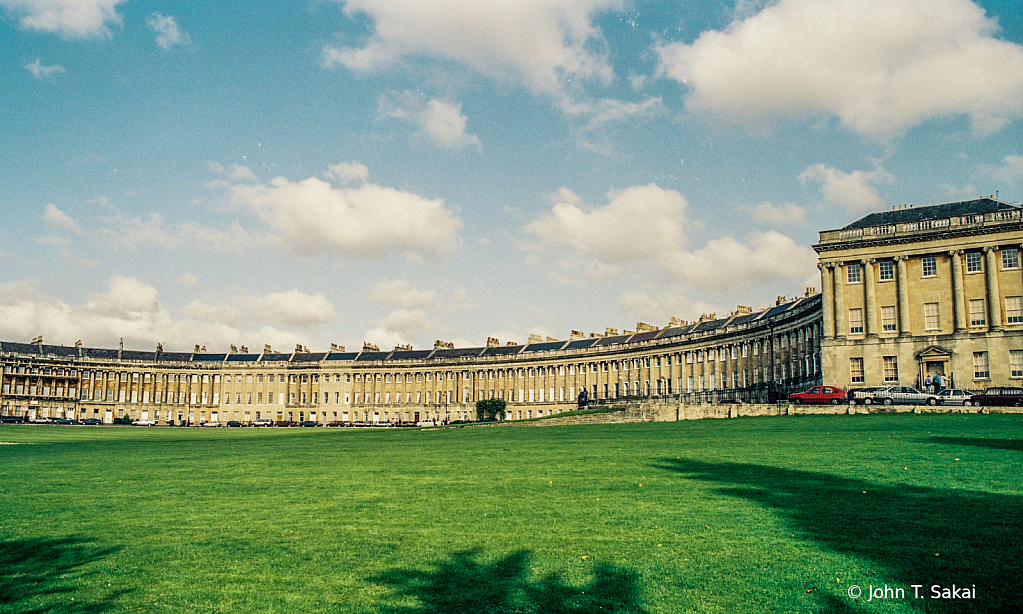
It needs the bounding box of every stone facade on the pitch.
[815,197,1023,391]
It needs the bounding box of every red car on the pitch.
[789,386,847,405]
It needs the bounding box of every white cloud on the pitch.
[657,0,1023,139]
[371,280,437,309]
[419,99,480,148]
[0,276,322,351]
[752,201,807,226]
[522,183,817,293]
[183,289,338,328]
[102,213,182,250]
[1,0,126,38]
[379,93,480,148]
[228,164,257,182]
[24,58,64,80]
[363,308,432,349]
[42,203,80,233]
[523,183,690,272]
[978,155,1023,185]
[178,273,200,287]
[100,212,255,254]
[799,163,893,210]
[323,0,620,95]
[662,231,819,294]
[560,95,663,129]
[326,161,370,184]
[147,12,190,49]
[218,172,462,259]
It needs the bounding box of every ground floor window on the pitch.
[850,358,864,383]
[973,352,990,379]
[882,356,898,382]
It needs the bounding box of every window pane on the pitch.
[922,257,937,277]
[878,260,894,281]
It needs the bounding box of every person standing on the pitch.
[924,374,933,393]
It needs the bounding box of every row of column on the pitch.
[820,246,1013,339]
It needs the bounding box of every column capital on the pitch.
[817,262,826,271]
[860,258,875,265]
[949,249,963,257]
[983,245,1000,253]
[893,255,907,262]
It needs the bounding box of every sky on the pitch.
[1,0,1022,354]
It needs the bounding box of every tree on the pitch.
[475,398,506,421]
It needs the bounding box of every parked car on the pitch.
[789,385,847,404]
[300,420,319,427]
[133,419,157,426]
[847,387,885,404]
[276,420,298,427]
[1,416,23,424]
[253,418,273,427]
[81,418,102,425]
[416,419,437,427]
[937,389,975,406]
[969,386,1023,407]
[351,421,368,427]
[325,421,346,427]
[202,421,222,427]
[870,386,938,406]
[226,420,243,427]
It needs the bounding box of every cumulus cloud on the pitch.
[24,58,64,80]
[363,308,433,349]
[522,183,817,293]
[100,212,254,254]
[101,213,183,250]
[146,12,190,49]
[217,171,462,259]
[1,0,126,38]
[323,0,620,95]
[227,164,257,182]
[379,93,480,148]
[752,201,807,226]
[59,248,96,267]
[657,0,1023,139]
[978,155,1023,185]
[0,276,321,351]
[42,203,80,233]
[178,273,200,287]
[799,163,893,210]
[183,289,338,328]
[371,280,437,309]
[326,161,370,184]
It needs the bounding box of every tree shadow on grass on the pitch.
[657,458,1022,613]
[0,536,123,613]
[923,436,1023,452]
[371,549,647,614]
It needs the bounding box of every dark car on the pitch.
[226,420,243,427]
[325,421,346,427]
[1,416,23,424]
[276,420,298,427]
[300,421,319,427]
[81,418,102,425]
[55,418,78,425]
[969,386,1023,407]
[789,385,847,405]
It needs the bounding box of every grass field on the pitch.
[1,414,1021,613]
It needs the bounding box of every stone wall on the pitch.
[490,401,1022,427]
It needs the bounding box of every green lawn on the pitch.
[1,414,1021,613]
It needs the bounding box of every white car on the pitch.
[133,419,157,426]
[253,418,273,427]
[202,421,221,427]
[416,419,437,427]
[937,389,975,406]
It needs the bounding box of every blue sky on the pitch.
[2,0,1022,353]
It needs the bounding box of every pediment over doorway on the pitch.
[915,345,952,360]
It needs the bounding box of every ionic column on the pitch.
[833,263,846,339]
[819,263,835,339]
[984,246,1002,331]
[949,249,966,333]
[895,256,911,337]
[862,258,877,337]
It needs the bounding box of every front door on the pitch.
[926,362,944,376]
[414,411,420,422]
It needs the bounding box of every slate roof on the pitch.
[356,351,391,362]
[260,353,292,362]
[159,352,193,362]
[521,341,567,353]
[628,331,660,343]
[324,352,359,361]
[292,352,327,362]
[595,335,632,346]
[430,347,485,359]
[226,354,260,362]
[120,350,157,361]
[482,345,523,356]
[564,338,599,350]
[844,197,1017,229]
[1,341,39,355]
[389,350,433,360]
[192,353,227,362]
